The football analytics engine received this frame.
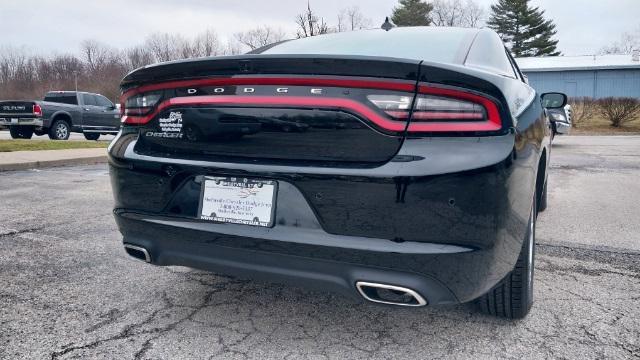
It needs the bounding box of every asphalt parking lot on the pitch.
[1,135,639,359]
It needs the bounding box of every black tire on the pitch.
[48,119,70,140]
[34,128,46,136]
[477,195,536,319]
[83,133,100,141]
[538,180,548,213]
[9,126,34,139]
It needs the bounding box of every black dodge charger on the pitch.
[109,27,566,319]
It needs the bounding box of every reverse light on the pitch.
[33,104,42,117]
[367,95,413,112]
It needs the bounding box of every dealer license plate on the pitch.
[198,177,277,227]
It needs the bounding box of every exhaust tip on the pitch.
[356,281,427,307]
[123,244,151,263]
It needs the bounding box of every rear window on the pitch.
[44,94,77,105]
[259,27,477,64]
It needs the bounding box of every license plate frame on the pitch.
[197,176,278,228]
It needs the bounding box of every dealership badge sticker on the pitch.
[145,111,184,138]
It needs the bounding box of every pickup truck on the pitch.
[0,91,121,140]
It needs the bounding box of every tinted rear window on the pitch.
[260,27,476,64]
[44,95,77,105]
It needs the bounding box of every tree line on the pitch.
[6,0,632,103]
[0,29,245,102]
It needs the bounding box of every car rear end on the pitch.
[110,29,540,307]
[0,101,43,127]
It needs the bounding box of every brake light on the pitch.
[121,91,162,123]
[33,104,42,117]
[368,87,501,132]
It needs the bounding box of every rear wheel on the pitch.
[83,132,100,141]
[9,126,34,139]
[538,180,548,212]
[48,119,70,140]
[477,195,536,319]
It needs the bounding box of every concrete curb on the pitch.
[0,155,107,172]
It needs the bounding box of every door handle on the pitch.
[83,108,90,111]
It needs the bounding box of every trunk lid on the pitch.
[122,55,421,166]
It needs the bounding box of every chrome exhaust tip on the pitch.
[123,244,151,263]
[356,281,427,307]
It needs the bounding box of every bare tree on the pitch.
[431,0,485,28]
[144,33,187,62]
[193,28,223,57]
[124,46,155,70]
[599,25,640,55]
[235,26,287,50]
[568,97,598,128]
[336,6,372,32]
[0,28,253,101]
[295,2,330,38]
[598,97,640,127]
[223,40,243,56]
[80,39,118,73]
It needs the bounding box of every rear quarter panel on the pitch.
[41,102,82,129]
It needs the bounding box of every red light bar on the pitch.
[122,95,408,131]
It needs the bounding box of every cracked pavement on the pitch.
[1,135,639,359]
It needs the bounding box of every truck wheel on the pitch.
[9,126,34,139]
[83,133,100,141]
[477,195,536,319]
[49,120,70,140]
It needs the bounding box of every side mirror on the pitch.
[541,92,568,109]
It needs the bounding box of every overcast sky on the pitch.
[2,0,639,56]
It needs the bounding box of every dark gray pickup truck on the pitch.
[0,91,121,140]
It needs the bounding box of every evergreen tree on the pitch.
[487,0,560,57]
[391,0,434,26]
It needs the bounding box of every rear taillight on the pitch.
[33,104,42,117]
[119,77,501,132]
[121,91,162,123]
[368,86,501,132]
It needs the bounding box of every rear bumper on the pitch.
[0,118,43,126]
[109,129,539,304]
[116,210,462,304]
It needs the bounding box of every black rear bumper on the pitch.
[109,129,538,304]
[116,210,461,305]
